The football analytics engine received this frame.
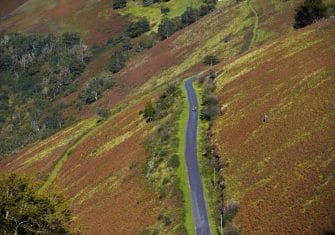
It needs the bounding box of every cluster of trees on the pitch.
[107,18,152,73]
[0,32,90,156]
[158,0,218,39]
[142,83,181,122]
[143,83,186,233]
[78,73,115,104]
[200,79,220,121]
[0,174,72,234]
[294,0,335,29]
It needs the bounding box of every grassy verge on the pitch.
[178,80,196,235]
[194,83,220,235]
[248,0,259,48]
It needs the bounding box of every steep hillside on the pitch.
[1,0,334,234]
[213,20,335,234]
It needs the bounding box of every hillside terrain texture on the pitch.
[0,0,334,234]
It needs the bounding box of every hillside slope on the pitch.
[2,0,334,234]
[213,20,335,234]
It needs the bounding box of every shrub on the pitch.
[203,55,220,66]
[161,7,170,15]
[62,32,80,47]
[199,3,216,16]
[126,18,151,38]
[143,101,156,122]
[97,107,111,121]
[109,50,128,73]
[0,174,72,234]
[113,0,127,9]
[294,0,327,29]
[181,7,199,27]
[167,154,180,168]
[78,73,115,104]
[158,17,178,39]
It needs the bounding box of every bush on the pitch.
[78,73,115,104]
[126,18,151,38]
[203,55,220,66]
[113,0,127,9]
[143,101,156,122]
[167,154,180,168]
[97,107,111,121]
[294,0,327,29]
[181,7,199,27]
[158,17,178,39]
[161,7,170,15]
[0,174,72,234]
[109,50,128,73]
[199,3,216,16]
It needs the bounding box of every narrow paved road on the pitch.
[185,78,211,235]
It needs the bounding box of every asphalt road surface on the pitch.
[185,78,211,235]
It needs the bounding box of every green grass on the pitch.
[120,0,202,32]
[39,119,98,192]
[194,83,219,235]
[248,0,259,48]
[177,80,196,235]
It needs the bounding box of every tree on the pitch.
[126,18,151,38]
[181,7,199,27]
[143,102,156,122]
[199,3,216,16]
[113,0,127,9]
[294,0,326,29]
[61,32,80,47]
[161,7,170,15]
[203,55,220,66]
[109,50,128,73]
[0,174,72,234]
[158,17,177,39]
[97,107,111,122]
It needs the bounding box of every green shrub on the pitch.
[158,17,178,39]
[0,174,72,234]
[294,0,327,29]
[143,101,156,122]
[126,18,151,38]
[167,154,180,168]
[109,50,128,73]
[97,107,111,121]
[113,0,127,9]
[203,55,220,66]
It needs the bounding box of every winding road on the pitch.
[185,78,211,235]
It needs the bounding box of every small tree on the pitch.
[203,55,220,67]
[97,107,111,122]
[143,102,156,122]
[181,7,199,27]
[294,0,326,29]
[158,17,177,39]
[126,18,150,38]
[0,174,72,234]
[113,0,127,9]
[161,7,170,15]
[109,50,128,73]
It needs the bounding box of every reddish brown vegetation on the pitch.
[214,21,335,234]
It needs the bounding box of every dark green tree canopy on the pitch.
[0,174,72,234]
[294,0,327,29]
[113,0,127,9]
[126,18,151,38]
[158,17,178,39]
[203,55,220,66]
